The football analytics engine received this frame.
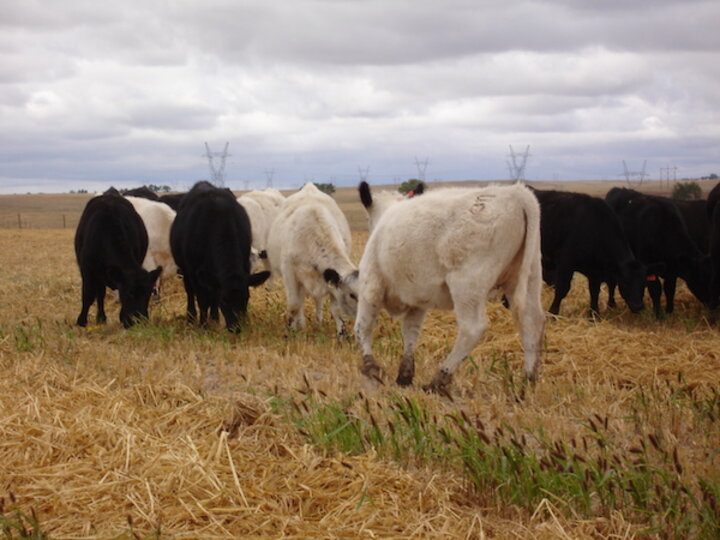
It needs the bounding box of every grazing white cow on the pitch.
[241,188,286,279]
[124,196,178,289]
[236,195,268,269]
[355,182,545,394]
[266,183,358,336]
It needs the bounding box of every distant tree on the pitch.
[701,173,718,180]
[77,189,88,194]
[399,179,423,195]
[313,182,336,195]
[671,181,702,200]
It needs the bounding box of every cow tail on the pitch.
[512,186,543,313]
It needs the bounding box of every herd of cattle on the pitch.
[73,180,720,392]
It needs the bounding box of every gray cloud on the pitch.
[0,0,718,193]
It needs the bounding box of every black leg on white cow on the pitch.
[397,308,425,386]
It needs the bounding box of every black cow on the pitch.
[74,190,162,328]
[159,192,185,211]
[123,186,160,201]
[170,181,270,332]
[673,199,709,253]
[531,188,646,316]
[606,187,710,317]
[706,182,720,308]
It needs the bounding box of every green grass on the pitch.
[0,495,46,539]
[274,387,720,539]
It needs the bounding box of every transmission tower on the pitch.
[204,142,230,187]
[415,157,429,182]
[621,160,648,186]
[358,166,370,183]
[507,145,530,182]
[264,169,275,188]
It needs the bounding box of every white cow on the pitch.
[240,188,286,278]
[266,183,358,336]
[354,182,545,393]
[124,196,178,291]
[236,195,268,270]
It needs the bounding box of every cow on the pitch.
[707,182,720,308]
[124,196,178,294]
[123,186,160,201]
[74,190,162,328]
[358,181,424,232]
[355,182,545,394]
[606,187,710,317]
[159,192,185,211]
[170,181,270,332]
[237,195,270,272]
[266,182,358,336]
[673,199,709,253]
[240,188,286,281]
[531,188,646,316]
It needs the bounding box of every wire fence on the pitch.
[0,213,81,230]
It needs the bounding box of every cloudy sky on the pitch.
[2,0,719,193]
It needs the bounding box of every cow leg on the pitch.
[588,277,602,317]
[606,279,618,309]
[425,292,488,394]
[182,277,197,324]
[95,283,107,324]
[329,298,348,337]
[314,295,325,324]
[396,308,426,386]
[76,275,97,327]
[283,272,306,330]
[354,298,383,382]
[548,267,573,315]
[197,297,211,327]
[646,278,663,319]
[663,275,677,314]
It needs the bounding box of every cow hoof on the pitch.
[396,373,413,386]
[396,354,415,386]
[360,355,384,384]
[422,370,453,398]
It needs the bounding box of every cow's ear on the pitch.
[323,268,341,286]
[249,271,271,287]
[358,182,372,209]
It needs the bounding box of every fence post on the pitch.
[63,214,66,229]
[17,213,22,230]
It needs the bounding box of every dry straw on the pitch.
[1,225,718,537]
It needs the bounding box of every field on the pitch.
[1,182,719,538]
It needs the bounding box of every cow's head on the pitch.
[358,181,425,233]
[221,270,271,332]
[617,260,647,313]
[323,268,359,318]
[118,266,163,328]
[684,255,712,306]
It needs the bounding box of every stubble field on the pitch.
[0,182,719,538]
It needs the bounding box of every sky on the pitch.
[1,0,719,194]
